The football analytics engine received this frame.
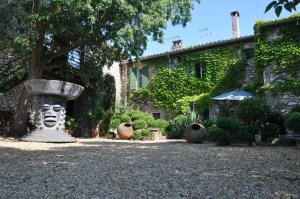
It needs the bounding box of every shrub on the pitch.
[165,114,188,139]
[216,117,239,135]
[110,119,121,129]
[153,119,169,128]
[111,114,122,120]
[214,128,231,146]
[285,112,300,134]
[261,123,280,144]
[231,125,252,143]
[203,119,215,129]
[207,126,222,140]
[237,97,270,125]
[266,111,286,135]
[141,129,151,138]
[133,119,147,130]
[120,114,131,123]
[132,130,142,140]
[237,97,270,145]
[130,112,145,121]
[128,110,142,118]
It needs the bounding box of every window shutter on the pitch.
[142,66,149,88]
[130,67,137,90]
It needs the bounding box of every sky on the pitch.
[143,0,295,56]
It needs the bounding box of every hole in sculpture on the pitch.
[192,124,201,130]
[124,123,132,127]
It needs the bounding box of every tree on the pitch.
[0,0,200,80]
[265,0,299,17]
[237,97,270,146]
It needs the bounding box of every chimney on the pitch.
[171,40,183,51]
[230,11,240,39]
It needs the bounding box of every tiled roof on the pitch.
[140,35,255,61]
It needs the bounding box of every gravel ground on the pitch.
[0,138,299,199]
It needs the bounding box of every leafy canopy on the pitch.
[0,0,200,79]
[265,0,299,17]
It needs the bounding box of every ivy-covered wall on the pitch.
[254,14,300,112]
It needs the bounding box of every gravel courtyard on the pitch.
[0,139,299,199]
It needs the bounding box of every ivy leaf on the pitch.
[275,5,283,17]
[265,1,277,13]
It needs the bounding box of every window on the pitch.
[195,63,204,78]
[152,112,161,119]
[129,66,149,90]
[244,48,254,60]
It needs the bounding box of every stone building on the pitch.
[119,13,300,119]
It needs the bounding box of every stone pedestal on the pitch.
[21,79,84,143]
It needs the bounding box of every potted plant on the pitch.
[65,116,79,136]
[87,107,104,138]
[183,112,207,143]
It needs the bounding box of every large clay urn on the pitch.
[184,123,207,143]
[117,122,133,140]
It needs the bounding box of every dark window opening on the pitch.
[195,63,204,78]
[152,112,161,119]
[244,48,254,60]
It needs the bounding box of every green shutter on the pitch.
[130,67,137,90]
[141,66,149,88]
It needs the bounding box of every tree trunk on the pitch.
[10,23,45,136]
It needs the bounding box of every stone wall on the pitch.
[103,61,121,104]
[0,83,24,112]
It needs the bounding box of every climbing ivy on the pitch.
[254,14,300,95]
[133,44,246,115]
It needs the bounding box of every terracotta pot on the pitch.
[184,123,207,143]
[117,122,133,140]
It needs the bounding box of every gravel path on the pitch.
[0,139,299,199]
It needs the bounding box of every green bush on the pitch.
[203,119,215,129]
[285,112,300,134]
[141,129,151,138]
[165,115,188,139]
[120,114,131,123]
[133,119,147,130]
[231,125,252,143]
[266,111,286,135]
[132,130,142,140]
[216,117,239,135]
[128,110,142,118]
[213,128,231,146]
[152,119,169,129]
[207,126,222,140]
[111,114,122,120]
[261,123,280,144]
[110,119,121,129]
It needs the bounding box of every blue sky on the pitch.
[143,0,295,56]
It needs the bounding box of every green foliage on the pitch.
[265,1,299,17]
[216,117,240,135]
[207,126,222,140]
[210,127,231,146]
[65,116,79,131]
[140,129,151,138]
[254,14,300,95]
[285,112,300,133]
[261,123,280,143]
[110,119,121,130]
[100,110,114,135]
[133,119,147,130]
[176,93,211,114]
[237,98,270,125]
[165,114,188,139]
[203,119,215,129]
[87,107,104,129]
[184,111,202,126]
[266,111,286,135]
[120,115,131,123]
[231,125,252,143]
[132,131,142,140]
[152,119,169,129]
[1,0,200,85]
